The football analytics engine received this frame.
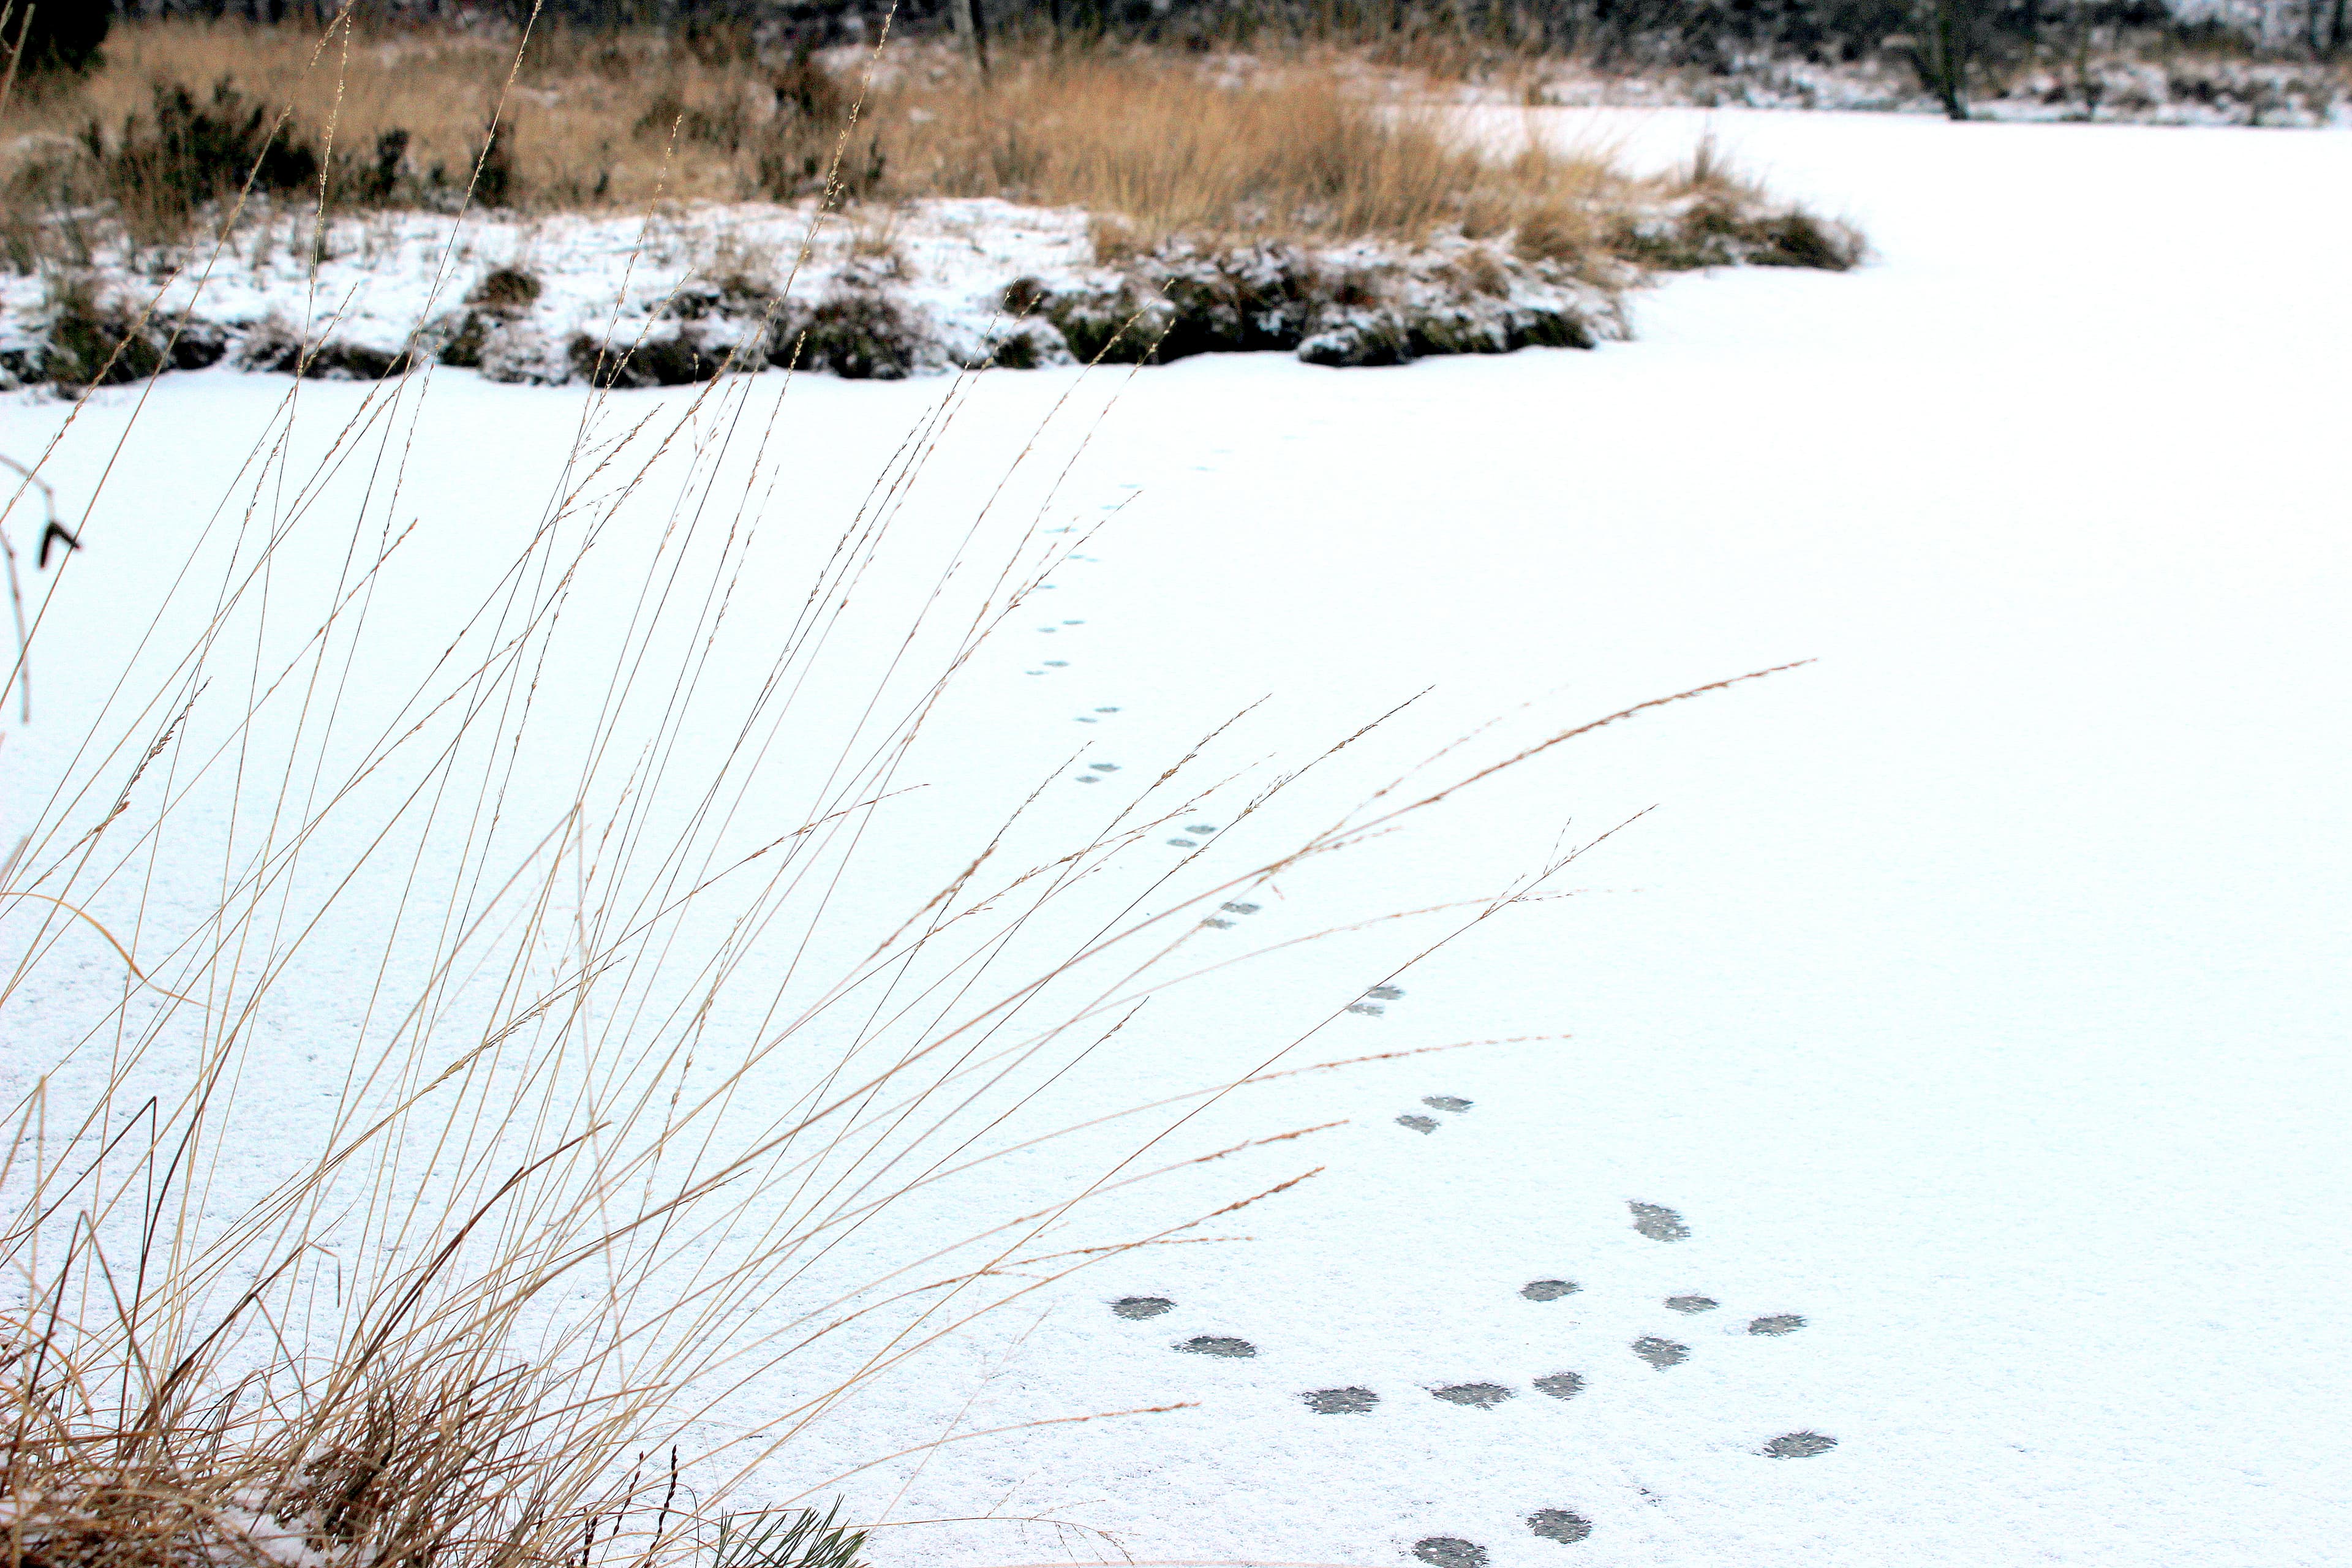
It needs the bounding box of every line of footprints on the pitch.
[1110,1185,1835,1556]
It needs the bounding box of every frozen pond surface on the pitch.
[4,110,2348,1567]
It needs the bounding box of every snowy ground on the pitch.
[4,109,2349,1567]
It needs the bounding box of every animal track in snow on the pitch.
[1199,897,1244,926]
[1302,1386,1379,1414]
[1114,1192,1830,1554]
[1631,1336,1690,1371]
[1175,1335,1256,1358]
[1396,1092,1469,1131]
[1430,1382,1515,1409]
[1527,1510,1593,1545]
[1112,1296,1172,1320]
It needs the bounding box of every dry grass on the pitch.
[2,18,1840,271]
[870,53,1627,250]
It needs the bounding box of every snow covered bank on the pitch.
[0,184,1859,393]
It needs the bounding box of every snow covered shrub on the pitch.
[235,313,415,380]
[1007,274,1177,365]
[36,273,222,391]
[570,323,725,387]
[793,285,924,379]
[565,272,799,386]
[1608,193,1866,271]
[971,316,1069,369]
[1605,142,1866,274]
[1008,238,1609,370]
[432,265,547,369]
[37,274,164,388]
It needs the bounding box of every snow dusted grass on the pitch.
[0,21,1858,391]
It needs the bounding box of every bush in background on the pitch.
[4,0,113,80]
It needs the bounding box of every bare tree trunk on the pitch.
[950,0,992,75]
[1907,0,1975,120]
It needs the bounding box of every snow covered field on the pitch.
[6,109,2349,1567]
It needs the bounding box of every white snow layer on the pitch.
[4,109,2350,1568]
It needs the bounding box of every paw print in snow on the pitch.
[1430,1382,1515,1409]
[1395,1091,1469,1133]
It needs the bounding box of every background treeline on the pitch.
[77,0,2350,64]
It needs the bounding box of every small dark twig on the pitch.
[39,520,78,569]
